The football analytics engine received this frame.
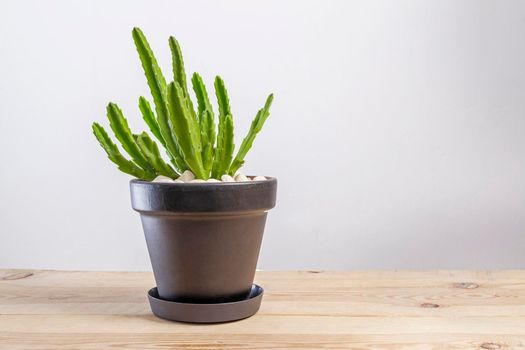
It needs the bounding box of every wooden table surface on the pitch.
[1,269,524,349]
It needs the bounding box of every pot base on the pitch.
[147,284,264,323]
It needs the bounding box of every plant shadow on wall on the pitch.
[92,27,273,182]
[90,28,277,324]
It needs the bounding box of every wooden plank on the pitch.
[0,269,524,349]
[1,314,525,334]
[0,333,523,350]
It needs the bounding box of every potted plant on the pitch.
[92,27,277,323]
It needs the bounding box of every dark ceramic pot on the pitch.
[130,177,277,303]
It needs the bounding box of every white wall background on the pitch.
[1,0,524,270]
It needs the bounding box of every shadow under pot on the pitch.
[130,177,277,303]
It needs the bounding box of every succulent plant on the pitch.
[92,27,273,180]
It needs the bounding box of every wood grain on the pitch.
[0,269,524,349]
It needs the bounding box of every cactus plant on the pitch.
[92,27,273,180]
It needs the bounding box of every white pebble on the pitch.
[190,179,206,183]
[221,174,235,182]
[253,176,267,181]
[177,170,195,182]
[173,179,184,183]
[235,173,251,182]
[152,175,174,183]
[207,178,221,183]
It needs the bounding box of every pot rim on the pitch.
[130,176,277,213]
